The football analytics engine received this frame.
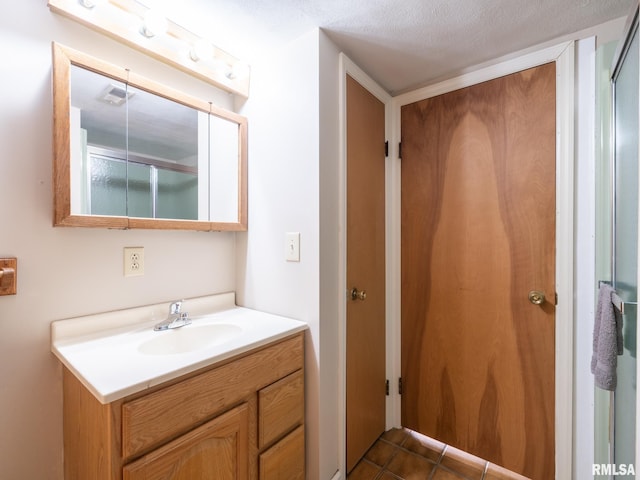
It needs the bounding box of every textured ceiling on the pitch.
[161,0,635,94]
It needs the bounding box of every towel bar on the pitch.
[599,281,638,315]
[611,292,637,315]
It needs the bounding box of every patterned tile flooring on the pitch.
[347,428,530,480]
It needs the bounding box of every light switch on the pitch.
[285,232,300,262]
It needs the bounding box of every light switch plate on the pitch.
[124,247,144,277]
[285,232,300,262]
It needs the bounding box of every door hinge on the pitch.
[555,292,558,306]
[385,141,389,157]
[398,142,402,159]
[385,379,390,396]
[398,377,403,395]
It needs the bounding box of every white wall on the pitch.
[235,28,342,480]
[0,3,239,479]
[235,27,321,479]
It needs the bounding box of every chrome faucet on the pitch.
[154,300,192,331]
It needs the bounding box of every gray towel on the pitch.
[591,284,624,391]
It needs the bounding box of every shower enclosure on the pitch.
[599,4,640,477]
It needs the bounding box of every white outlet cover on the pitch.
[285,232,300,262]
[124,247,145,277]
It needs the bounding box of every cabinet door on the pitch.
[123,403,249,480]
[259,425,305,480]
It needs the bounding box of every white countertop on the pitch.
[51,292,308,404]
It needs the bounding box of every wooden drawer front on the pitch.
[122,333,303,460]
[124,403,249,480]
[258,369,304,449]
[259,425,305,480]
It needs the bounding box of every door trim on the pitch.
[338,54,392,478]
[392,41,575,480]
[338,41,575,479]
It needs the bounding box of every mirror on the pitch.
[52,42,247,231]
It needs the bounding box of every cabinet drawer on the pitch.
[124,403,249,480]
[122,333,303,460]
[258,369,304,448]
[259,425,305,480]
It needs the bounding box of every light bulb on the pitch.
[79,0,104,8]
[229,61,250,80]
[213,58,232,78]
[141,9,168,38]
[190,39,213,62]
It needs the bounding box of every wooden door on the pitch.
[346,75,386,472]
[123,403,249,480]
[400,63,556,480]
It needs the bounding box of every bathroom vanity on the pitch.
[51,293,307,480]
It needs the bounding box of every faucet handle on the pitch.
[169,300,183,315]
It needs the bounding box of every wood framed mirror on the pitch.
[52,42,247,231]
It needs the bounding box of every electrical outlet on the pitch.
[124,247,144,277]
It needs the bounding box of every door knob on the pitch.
[350,287,367,301]
[528,290,545,305]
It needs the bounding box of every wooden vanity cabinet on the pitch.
[62,332,305,480]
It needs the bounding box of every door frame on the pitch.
[337,41,575,479]
[338,54,392,479]
[391,41,575,479]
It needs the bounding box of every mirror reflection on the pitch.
[70,65,200,220]
[53,43,247,231]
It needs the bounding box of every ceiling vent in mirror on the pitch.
[99,84,134,106]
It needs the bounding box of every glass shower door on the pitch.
[612,13,638,476]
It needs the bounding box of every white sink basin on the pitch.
[138,323,243,355]
[51,293,308,403]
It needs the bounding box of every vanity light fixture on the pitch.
[48,0,251,97]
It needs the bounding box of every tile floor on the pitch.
[347,428,530,480]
